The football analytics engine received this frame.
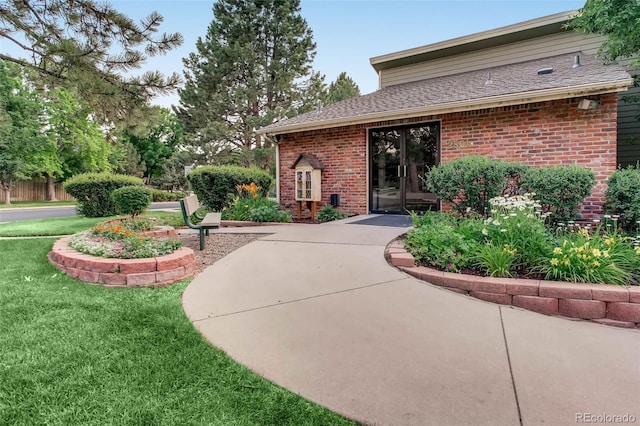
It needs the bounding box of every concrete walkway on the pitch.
[182,216,640,426]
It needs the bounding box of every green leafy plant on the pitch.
[481,193,553,273]
[249,204,292,223]
[317,206,344,222]
[474,244,517,277]
[187,165,273,211]
[405,213,481,272]
[538,226,640,285]
[427,156,524,216]
[150,188,188,202]
[520,165,595,225]
[605,166,640,231]
[111,186,152,218]
[222,185,291,223]
[64,173,144,217]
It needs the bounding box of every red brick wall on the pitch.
[278,94,618,219]
[279,127,368,217]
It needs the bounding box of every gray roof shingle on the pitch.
[260,53,631,134]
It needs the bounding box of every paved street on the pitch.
[0,202,179,222]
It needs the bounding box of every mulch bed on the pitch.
[177,232,267,273]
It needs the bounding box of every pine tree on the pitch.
[176,0,324,166]
[325,72,361,105]
[0,0,183,125]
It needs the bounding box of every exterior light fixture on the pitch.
[577,99,598,110]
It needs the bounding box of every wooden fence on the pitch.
[0,179,75,202]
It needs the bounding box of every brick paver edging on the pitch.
[387,240,640,329]
[48,236,197,287]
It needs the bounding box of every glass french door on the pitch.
[370,122,440,214]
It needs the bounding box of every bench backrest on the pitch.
[182,195,201,216]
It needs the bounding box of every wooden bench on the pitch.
[179,195,221,250]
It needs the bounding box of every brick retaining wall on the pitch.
[387,240,640,329]
[48,236,197,287]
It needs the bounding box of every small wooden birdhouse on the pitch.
[291,153,324,202]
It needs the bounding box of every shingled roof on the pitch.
[258,53,632,135]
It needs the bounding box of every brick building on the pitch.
[257,11,636,219]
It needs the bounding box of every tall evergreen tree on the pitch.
[0,0,183,125]
[325,72,361,105]
[176,0,324,166]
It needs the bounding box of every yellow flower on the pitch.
[553,247,563,255]
[592,248,602,257]
[550,258,559,266]
[635,247,640,255]
[578,228,590,238]
[592,260,600,267]
[564,259,571,266]
[604,237,615,246]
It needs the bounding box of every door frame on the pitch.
[367,120,441,214]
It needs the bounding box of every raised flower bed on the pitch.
[387,240,640,329]
[48,219,197,288]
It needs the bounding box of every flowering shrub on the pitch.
[222,184,291,222]
[236,182,261,200]
[69,219,182,259]
[540,226,640,286]
[475,194,552,276]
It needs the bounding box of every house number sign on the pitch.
[446,139,471,149]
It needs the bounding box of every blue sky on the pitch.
[4,0,588,107]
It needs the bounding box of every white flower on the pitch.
[482,228,489,236]
[500,229,507,233]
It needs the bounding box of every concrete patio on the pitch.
[182,216,640,426]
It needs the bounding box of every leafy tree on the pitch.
[35,87,111,200]
[176,0,324,166]
[108,142,146,179]
[0,61,46,204]
[150,150,195,192]
[325,72,361,105]
[118,107,183,182]
[0,0,183,125]
[571,0,640,107]
[571,0,640,66]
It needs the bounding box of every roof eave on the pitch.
[369,10,579,72]
[257,79,633,137]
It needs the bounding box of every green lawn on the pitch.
[0,200,77,208]
[0,238,354,426]
[0,212,184,237]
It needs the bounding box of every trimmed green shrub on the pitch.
[111,186,152,218]
[317,206,345,222]
[150,188,187,202]
[520,165,595,225]
[187,165,273,211]
[605,166,640,231]
[427,156,524,216]
[64,173,144,217]
[222,197,291,223]
[249,204,292,223]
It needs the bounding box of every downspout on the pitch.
[264,134,280,204]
